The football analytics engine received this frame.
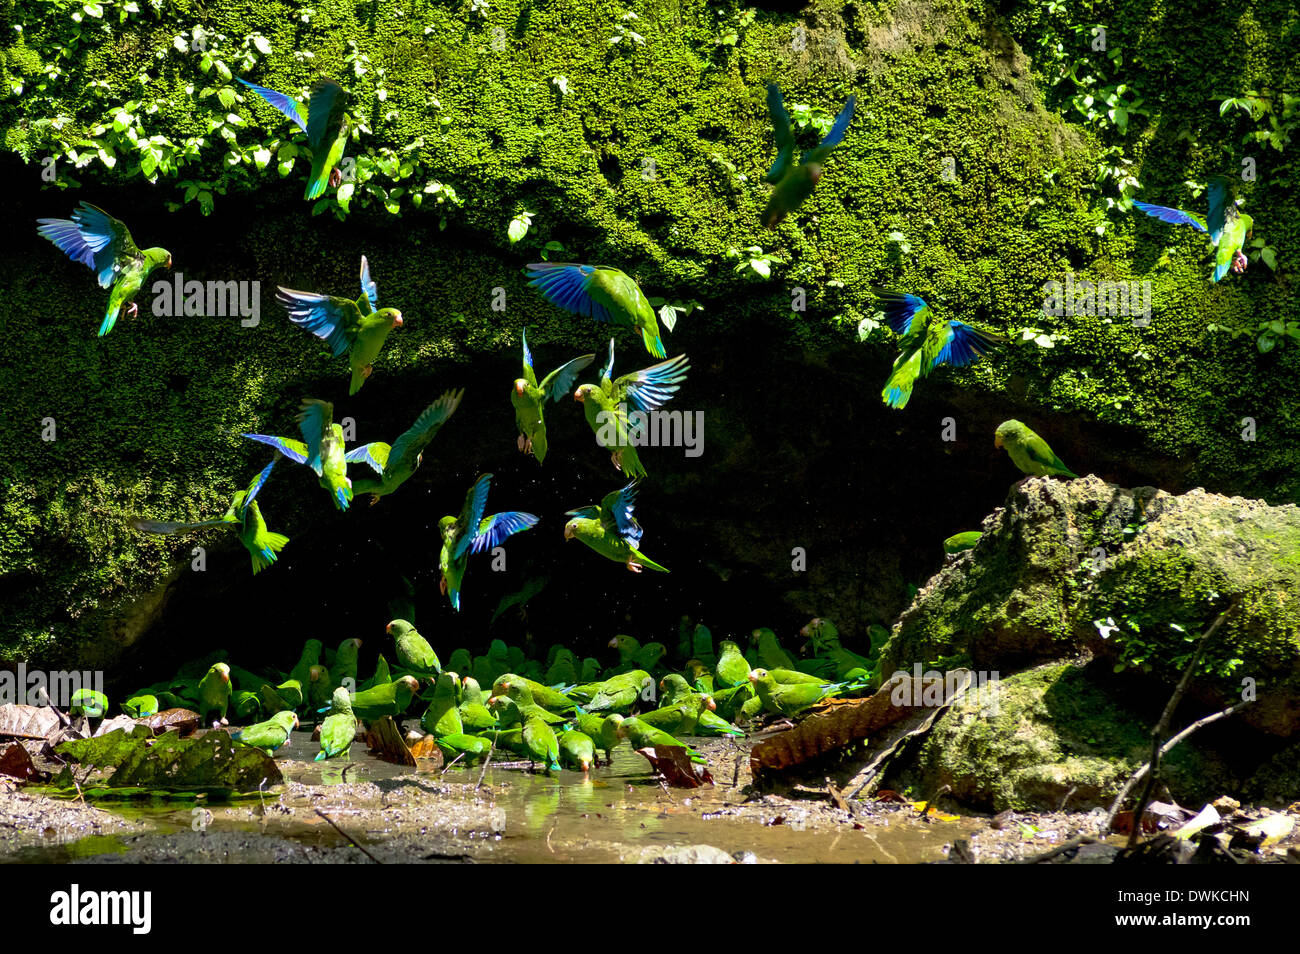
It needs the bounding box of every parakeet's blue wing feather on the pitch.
[616,355,690,413]
[245,458,278,507]
[930,321,1000,370]
[804,94,856,162]
[873,290,930,336]
[525,264,615,323]
[305,80,343,149]
[453,474,493,560]
[1205,177,1230,244]
[237,78,308,135]
[765,84,795,183]
[540,353,596,402]
[296,401,329,476]
[276,287,356,357]
[599,339,616,384]
[241,434,309,465]
[470,511,540,554]
[521,325,535,376]
[564,505,601,520]
[1132,200,1208,233]
[36,202,133,289]
[344,443,386,474]
[359,255,378,311]
[607,480,644,547]
[387,390,461,472]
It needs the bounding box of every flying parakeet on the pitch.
[564,479,668,574]
[438,473,539,611]
[762,84,855,229]
[36,201,172,336]
[573,340,689,477]
[526,264,668,358]
[388,619,440,675]
[277,256,403,395]
[995,419,1078,480]
[237,78,350,200]
[511,327,595,463]
[315,687,357,761]
[130,459,289,575]
[233,710,299,756]
[345,390,463,503]
[873,290,1000,410]
[1132,175,1253,282]
[244,399,355,510]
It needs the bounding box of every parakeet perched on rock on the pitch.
[349,674,419,722]
[244,399,355,510]
[511,327,595,463]
[761,85,855,229]
[438,474,539,611]
[573,340,689,477]
[1132,175,1253,282]
[995,419,1078,480]
[526,264,668,358]
[233,710,299,756]
[872,290,1000,410]
[315,687,356,761]
[198,663,232,726]
[237,78,350,200]
[943,531,982,554]
[277,256,403,395]
[346,390,463,503]
[36,202,172,336]
[564,479,668,574]
[130,460,289,575]
[388,620,440,675]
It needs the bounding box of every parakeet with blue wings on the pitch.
[564,479,668,574]
[277,255,403,395]
[345,390,463,503]
[873,290,1000,409]
[762,84,856,228]
[438,474,539,611]
[525,263,668,358]
[129,459,288,575]
[512,327,595,464]
[36,202,172,336]
[574,339,689,477]
[243,398,354,511]
[1132,175,1253,282]
[237,78,350,201]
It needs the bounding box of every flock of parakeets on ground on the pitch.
[34,74,1258,767]
[96,617,884,770]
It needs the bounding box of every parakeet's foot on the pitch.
[369,494,381,506]
[1232,250,1248,273]
[127,302,138,318]
[611,451,624,472]
[626,559,644,573]
[330,167,343,189]
[363,365,373,379]
[439,576,448,595]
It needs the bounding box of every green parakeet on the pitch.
[750,628,796,669]
[315,687,356,761]
[37,202,172,336]
[233,710,299,756]
[438,474,539,611]
[544,648,579,687]
[574,712,620,764]
[359,654,391,692]
[435,733,494,765]
[573,340,689,477]
[873,290,1001,410]
[564,480,668,574]
[333,637,362,687]
[198,663,232,726]
[346,390,464,502]
[558,729,597,772]
[522,715,562,773]
[761,84,855,229]
[1132,175,1253,282]
[684,659,714,693]
[68,689,109,719]
[526,264,669,358]
[511,327,595,463]
[995,419,1078,479]
[307,665,333,712]
[420,671,464,737]
[122,694,159,718]
[943,531,982,554]
[349,674,419,722]
[582,670,653,713]
[749,668,860,717]
[491,675,574,713]
[801,617,874,680]
[388,619,440,675]
[492,680,567,725]
[277,256,403,395]
[458,676,498,731]
[237,78,350,200]
[472,640,510,686]
[130,459,289,575]
[232,691,262,721]
[714,640,752,688]
[611,715,706,763]
[637,695,715,736]
[244,399,356,510]
[449,648,473,674]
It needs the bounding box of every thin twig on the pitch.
[440,751,465,776]
[315,808,383,864]
[1018,834,1098,864]
[475,741,494,790]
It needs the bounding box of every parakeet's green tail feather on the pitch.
[250,531,289,574]
[313,750,327,761]
[304,168,329,201]
[634,551,669,573]
[349,366,365,395]
[99,305,119,337]
[642,326,666,359]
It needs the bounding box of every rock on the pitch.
[639,844,739,864]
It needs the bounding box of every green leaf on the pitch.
[336,181,354,212]
[217,87,236,109]
[252,36,272,56]
[83,3,103,18]
[252,146,271,170]
[1262,247,1277,270]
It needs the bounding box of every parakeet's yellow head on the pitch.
[994,420,1023,449]
[563,519,578,540]
[748,668,769,684]
[386,619,412,638]
[574,384,596,403]
[213,663,231,683]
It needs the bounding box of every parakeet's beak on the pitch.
[706,696,717,711]
[607,636,619,649]
[293,715,301,729]
[994,434,1003,448]
[564,522,575,540]
[574,389,585,402]
[385,622,392,635]
[514,380,527,396]
[392,312,404,327]
[221,670,230,683]
[487,695,500,706]
[747,671,759,684]
[165,254,173,269]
